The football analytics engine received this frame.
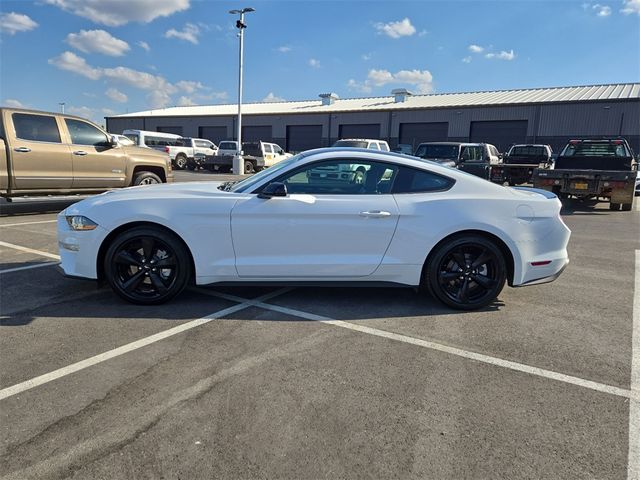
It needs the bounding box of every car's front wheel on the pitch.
[104,226,191,305]
[425,235,507,310]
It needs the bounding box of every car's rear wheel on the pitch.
[425,235,507,310]
[104,227,191,305]
[175,154,187,170]
[244,160,255,174]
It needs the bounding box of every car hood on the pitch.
[422,157,457,165]
[64,181,231,215]
[120,145,168,159]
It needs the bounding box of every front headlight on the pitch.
[66,216,98,231]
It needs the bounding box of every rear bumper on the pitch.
[515,259,569,287]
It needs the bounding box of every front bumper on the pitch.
[57,214,109,280]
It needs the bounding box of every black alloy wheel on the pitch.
[104,227,191,305]
[426,235,507,310]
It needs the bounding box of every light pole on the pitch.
[229,7,255,175]
[59,102,65,114]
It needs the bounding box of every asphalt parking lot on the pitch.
[1,172,638,480]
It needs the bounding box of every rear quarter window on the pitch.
[393,167,455,193]
[13,113,61,143]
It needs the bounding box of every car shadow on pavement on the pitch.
[559,199,611,216]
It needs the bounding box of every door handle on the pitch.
[359,210,392,218]
[14,147,31,153]
[73,150,88,156]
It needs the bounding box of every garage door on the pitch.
[157,126,183,135]
[470,120,528,152]
[242,126,272,143]
[399,122,449,150]
[198,126,227,143]
[286,125,323,153]
[338,124,380,140]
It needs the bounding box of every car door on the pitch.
[65,118,127,188]
[458,145,490,179]
[230,158,401,277]
[9,112,73,189]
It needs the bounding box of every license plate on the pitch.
[573,182,588,190]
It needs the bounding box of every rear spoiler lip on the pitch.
[512,186,558,200]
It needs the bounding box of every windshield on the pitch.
[510,146,546,156]
[334,140,369,148]
[415,144,459,159]
[219,142,237,150]
[227,153,305,193]
[560,141,630,157]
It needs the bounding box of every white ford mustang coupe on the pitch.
[57,148,570,310]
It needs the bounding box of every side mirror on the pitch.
[258,182,287,199]
[109,135,119,148]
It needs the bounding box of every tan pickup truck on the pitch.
[0,107,172,200]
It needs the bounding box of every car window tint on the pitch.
[368,143,379,150]
[272,160,398,195]
[379,142,390,152]
[264,144,273,153]
[13,113,61,143]
[393,167,454,193]
[65,119,108,146]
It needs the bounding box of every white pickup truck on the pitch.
[206,141,292,173]
[165,137,217,170]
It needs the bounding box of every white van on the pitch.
[123,129,183,153]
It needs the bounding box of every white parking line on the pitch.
[628,250,640,480]
[0,288,290,401]
[0,219,58,228]
[0,241,60,260]
[0,262,58,274]
[197,287,634,400]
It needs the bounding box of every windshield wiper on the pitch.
[218,181,238,192]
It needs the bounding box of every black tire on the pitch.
[621,203,632,211]
[175,154,188,170]
[609,202,621,211]
[424,235,507,310]
[133,171,162,186]
[104,226,191,305]
[244,160,255,174]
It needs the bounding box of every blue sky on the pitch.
[1,0,639,125]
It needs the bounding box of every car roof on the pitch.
[335,138,388,143]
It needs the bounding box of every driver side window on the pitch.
[65,119,108,147]
[274,160,398,195]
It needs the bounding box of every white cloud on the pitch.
[176,96,196,106]
[622,0,640,14]
[374,18,416,38]
[45,0,190,27]
[106,87,127,103]
[102,108,116,115]
[593,4,612,16]
[485,49,516,60]
[137,40,150,51]
[198,91,228,102]
[3,99,27,108]
[67,105,95,119]
[308,58,321,68]
[348,68,434,95]
[362,53,372,61]
[48,51,215,108]
[468,44,484,53]
[48,51,102,80]
[261,92,286,102]
[418,29,428,37]
[0,12,38,35]
[66,29,130,56]
[165,23,200,44]
[462,56,472,63]
[175,80,205,94]
[277,46,291,53]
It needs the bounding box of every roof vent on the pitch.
[319,92,339,106]
[391,88,413,103]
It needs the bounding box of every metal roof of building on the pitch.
[111,83,640,118]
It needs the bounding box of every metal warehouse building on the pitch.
[106,82,640,154]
